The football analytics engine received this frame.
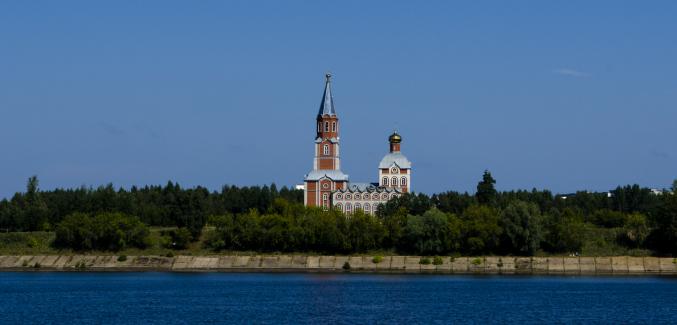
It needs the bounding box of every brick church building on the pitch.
[304,74,412,214]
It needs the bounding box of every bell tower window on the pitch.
[382,177,388,186]
[323,144,330,155]
[332,122,336,132]
[324,122,329,132]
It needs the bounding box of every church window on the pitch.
[346,194,352,200]
[401,177,407,186]
[323,144,329,155]
[364,204,370,212]
[346,203,352,212]
[324,122,329,132]
[354,194,360,199]
[392,177,398,186]
[323,193,328,202]
[372,194,379,200]
[391,167,398,174]
[355,203,361,210]
[373,203,379,212]
[382,177,388,186]
[335,203,342,211]
[382,193,388,200]
[332,122,336,132]
[336,194,342,200]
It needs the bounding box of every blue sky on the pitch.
[1,1,676,198]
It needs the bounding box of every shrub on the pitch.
[342,261,351,270]
[33,262,41,268]
[169,228,193,250]
[117,255,127,262]
[22,260,29,267]
[497,258,504,268]
[419,257,431,265]
[27,236,39,248]
[471,257,482,265]
[54,212,150,251]
[166,251,175,258]
[372,256,383,264]
[432,256,443,265]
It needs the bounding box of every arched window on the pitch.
[323,193,328,202]
[323,144,329,155]
[355,203,361,211]
[382,193,388,200]
[372,194,379,200]
[324,122,329,132]
[332,122,336,132]
[392,177,398,186]
[363,194,369,201]
[364,204,370,212]
[354,193,360,200]
[335,203,343,211]
[401,177,407,186]
[346,203,352,212]
[336,194,342,200]
[373,203,379,212]
[382,177,388,186]
[346,194,352,200]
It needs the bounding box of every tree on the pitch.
[545,208,585,253]
[500,201,544,255]
[54,212,150,251]
[22,176,49,231]
[461,205,502,254]
[476,170,497,207]
[401,208,461,254]
[622,213,649,248]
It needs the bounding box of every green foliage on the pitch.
[54,212,150,251]
[500,201,543,255]
[471,257,482,265]
[461,205,502,255]
[591,210,626,228]
[117,255,127,262]
[169,228,193,250]
[621,213,649,248]
[400,208,461,254]
[3,172,677,256]
[432,256,443,265]
[372,256,383,264]
[166,251,174,258]
[419,257,431,265]
[22,260,29,267]
[476,170,497,206]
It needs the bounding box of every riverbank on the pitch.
[1,255,676,274]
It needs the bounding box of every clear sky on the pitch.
[1,1,676,198]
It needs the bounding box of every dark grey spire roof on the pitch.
[318,73,336,116]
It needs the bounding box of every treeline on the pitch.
[2,174,677,256]
[0,176,302,236]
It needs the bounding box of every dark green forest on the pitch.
[1,173,676,256]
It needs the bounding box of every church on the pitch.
[303,74,412,214]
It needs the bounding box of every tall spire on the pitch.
[318,73,336,116]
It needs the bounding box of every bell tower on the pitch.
[304,73,349,207]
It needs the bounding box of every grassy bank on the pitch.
[0,230,656,257]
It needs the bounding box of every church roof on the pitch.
[379,152,412,169]
[318,73,336,116]
[336,182,401,194]
[304,169,349,181]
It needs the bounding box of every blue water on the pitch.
[1,273,676,324]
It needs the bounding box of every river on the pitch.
[1,272,676,324]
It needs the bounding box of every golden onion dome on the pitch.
[389,132,402,143]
